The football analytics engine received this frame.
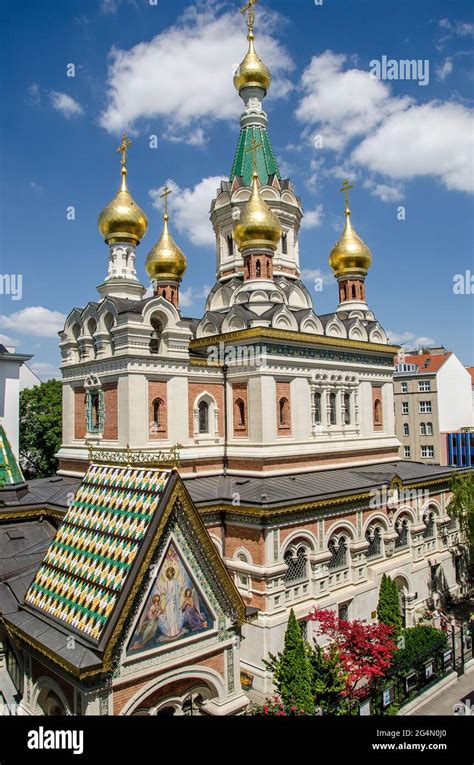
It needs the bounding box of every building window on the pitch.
[149,318,163,354]
[420,422,426,435]
[418,380,431,392]
[226,234,233,258]
[150,397,165,434]
[314,391,322,425]
[338,601,350,621]
[329,392,337,425]
[401,382,408,393]
[279,397,290,428]
[282,233,288,255]
[255,259,261,277]
[421,445,434,458]
[234,398,246,430]
[426,422,433,435]
[284,546,308,584]
[328,535,348,570]
[419,401,432,414]
[374,398,382,426]
[423,510,436,538]
[299,620,308,641]
[395,518,409,549]
[198,400,209,434]
[402,401,409,415]
[86,389,104,433]
[343,393,351,425]
[403,423,410,436]
[404,446,411,458]
[366,526,383,559]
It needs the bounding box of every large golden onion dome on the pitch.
[233,169,282,252]
[145,210,187,282]
[329,202,372,278]
[234,30,271,93]
[98,167,148,246]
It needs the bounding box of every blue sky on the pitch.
[0,0,472,379]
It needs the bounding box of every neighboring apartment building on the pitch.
[394,348,473,464]
[0,344,36,459]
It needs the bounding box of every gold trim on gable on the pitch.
[189,327,400,355]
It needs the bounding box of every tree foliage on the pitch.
[307,608,397,700]
[264,610,315,714]
[377,573,403,636]
[309,642,347,712]
[19,379,62,479]
[391,625,448,674]
[447,472,474,557]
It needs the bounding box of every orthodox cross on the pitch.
[339,179,354,210]
[160,185,172,216]
[246,135,263,175]
[241,0,258,32]
[117,134,132,167]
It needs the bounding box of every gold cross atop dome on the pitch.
[246,135,263,175]
[160,185,172,218]
[339,179,354,213]
[117,134,132,168]
[241,0,259,33]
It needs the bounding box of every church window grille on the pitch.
[284,546,307,583]
[365,526,382,559]
[423,510,436,539]
[328,536,348,570]
[395,518,409,549]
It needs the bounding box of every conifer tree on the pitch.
[265,609,315,713]
[377,573,402,636]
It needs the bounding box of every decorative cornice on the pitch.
[190,327,399,355]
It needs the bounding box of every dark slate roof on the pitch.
[0,475,81,511]
[183,461,463,511]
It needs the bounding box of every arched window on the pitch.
[328,535,348,570]
[329,392,337,425]
[403,423,410,436]
[426,422,433,435]
[266,259,271,278]
[423,509,436,539]
[365,525,383,559]
[151,398,165,432]
[284,546,308,584]
[341,284,347,301]
[92,395,100,429]
[279,397,290,427]
[227,234,233,258]
[374,398,382,426]
[282,233,288,255]
[149,317,163,355]
[420,422,426,435]
[343,392,351,425]
[105,313,115,354]
[314,391,322,425]
[256,259,261,277]
[351,284,357,300]
[198,400,209,434]
[234,398,246,429]
[395,517,410,549]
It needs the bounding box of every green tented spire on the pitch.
[230,125,281,187]
[0,425,24,486]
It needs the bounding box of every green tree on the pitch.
[377,573,402,636]
[447,473,474,559]
[309,643,347,713]
[19,379,62,479]
[265,610,315,714]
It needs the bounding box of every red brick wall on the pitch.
[244,253,273,280]
[103,382,118,440]
[276,381,291,436]
[232,382,248,437]
[225,524,264,565]
[74,387,86,440]
[31,658,75,710]
[148,380,168,440]
[188,382,224,437]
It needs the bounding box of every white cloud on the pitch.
[30,362,59,381]
[50,91,84,118]
[28,82,41,106]
[300,268,333,287]
[179,285,211,309]
[363,179,405,203]
[387,330,436,348]
[0,333,18,347]
[296,51,410,151]
[302,203,324,229]
[0,307,66,338]
[436,57,453,81]
[99,4,294,136]
[353,102,474,193]
[100,0,137,13]
[150,176,225,246]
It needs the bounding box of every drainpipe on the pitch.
[222,364,228,475]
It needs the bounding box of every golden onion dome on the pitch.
[329,205,372,278]
[98,167,148,246]
[145,212,187,282]
[234,30,271,93]
[233,169,282,252]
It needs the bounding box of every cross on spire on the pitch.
[117,134,132,168]
[160,185,172,217]
[240,0,258,33]
[246,135,263,176]
[339,179,354,211]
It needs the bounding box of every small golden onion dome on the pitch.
[233,170,282,252]
[234,31,271,93]
[145,212,187,282]
[329,205,372,278]
[98,167,148,246]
